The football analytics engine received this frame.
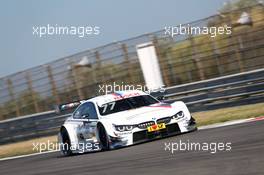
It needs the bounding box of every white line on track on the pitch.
[0,150,58,161]
[1,116,264,161]
[198,118,254,130]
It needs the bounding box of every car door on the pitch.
[77,102,98,141]
[71,104,88,141]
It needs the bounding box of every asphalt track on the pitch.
[1,120,264,175]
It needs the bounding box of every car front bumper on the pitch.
[109,117,197,149]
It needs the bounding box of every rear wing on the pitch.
[55,100,85,114]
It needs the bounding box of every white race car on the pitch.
[57,90,197,155]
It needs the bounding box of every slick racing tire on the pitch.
[60,127,73,156]
[98,124,110,151]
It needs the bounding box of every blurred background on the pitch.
[0,0,263,120]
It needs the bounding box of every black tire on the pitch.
[98,124,110,151]
[60,128,72,156]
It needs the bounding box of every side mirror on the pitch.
[82,114,89,119]
[150,90,166,102]
[156,96,165,101]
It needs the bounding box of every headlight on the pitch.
[114,125,134,132]
[173,111,184,119]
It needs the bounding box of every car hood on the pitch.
[100,104,177,125]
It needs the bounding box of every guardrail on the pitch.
[0,68,264,144]
[165,68,264,111]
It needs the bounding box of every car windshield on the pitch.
[98,95,159,116]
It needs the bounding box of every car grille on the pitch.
[133,123,180,143]
[137,121,155,129]
[157,117,172,124]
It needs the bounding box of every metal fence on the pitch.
[1,68,263,144]
[0,4,264,120]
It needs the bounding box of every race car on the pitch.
[57,90,197,155]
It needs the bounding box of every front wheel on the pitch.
[98,124,110,151]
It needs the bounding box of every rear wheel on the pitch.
[98,124,110,151]
[60,128,72,156]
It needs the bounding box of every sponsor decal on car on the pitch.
[147,123,166,132]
